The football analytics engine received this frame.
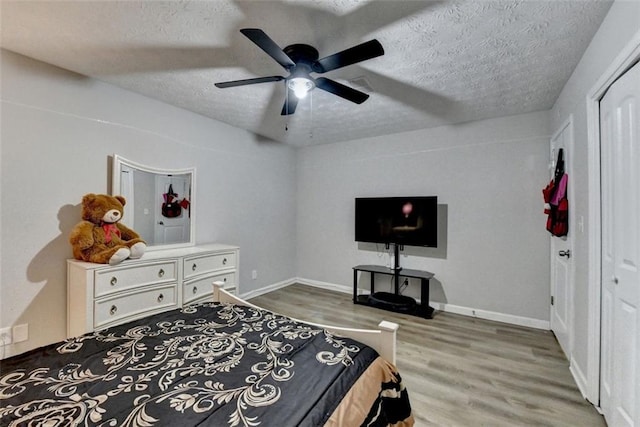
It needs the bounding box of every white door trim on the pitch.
[586,29,640,406]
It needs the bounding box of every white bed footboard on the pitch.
[212,283,398,365]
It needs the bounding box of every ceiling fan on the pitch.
[215,28,384,115]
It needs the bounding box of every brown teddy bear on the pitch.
[69,193,147,265]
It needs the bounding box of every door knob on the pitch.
[558,250,571,258]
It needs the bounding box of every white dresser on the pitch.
[67,243,239,338]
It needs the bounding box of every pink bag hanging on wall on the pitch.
[543,149,569,237]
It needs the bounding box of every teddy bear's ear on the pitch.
[82,193,96,204]
[115,195,126,206]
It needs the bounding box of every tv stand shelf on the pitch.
[353,265,435,319]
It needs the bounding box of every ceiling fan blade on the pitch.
[215,76,284,88]
[281,90,299,115]
[240,28,296,70]
[312,39,384,73]
[315,77,369,104]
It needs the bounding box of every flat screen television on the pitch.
[355,196,438,247]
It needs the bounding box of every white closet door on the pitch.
[599,60,640,427]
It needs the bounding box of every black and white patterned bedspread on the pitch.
[0,302,404,426]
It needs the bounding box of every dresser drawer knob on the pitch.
[157,293,164,303]
[193,286,198,294]
[110,305,117,315]
[192,264,197,271]
[158,269,165,278]
[110,277,117,286]
[222,258,227,265]
[223,277,227,283]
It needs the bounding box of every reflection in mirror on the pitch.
[112,155,195,250]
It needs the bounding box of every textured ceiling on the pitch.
[1,0,612,147]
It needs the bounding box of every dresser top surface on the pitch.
[68,243,238,269]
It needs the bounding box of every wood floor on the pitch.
[249,284,605,427]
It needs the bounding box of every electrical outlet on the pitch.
[251,270,258,280]
[0,327,12,345]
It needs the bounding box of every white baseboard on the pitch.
[296,277,353,294]
[430,302,550,330]
[570,355,591,402]
[238,278,296,300]
[295,277,550,330]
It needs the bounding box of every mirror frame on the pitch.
[112,154,196,251]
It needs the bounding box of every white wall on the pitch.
[0,50,297,358]
[550,0,640,399]
[296,111,551,324]
[4,0,634,361]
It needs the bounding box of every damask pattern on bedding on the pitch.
[0,302,413,426]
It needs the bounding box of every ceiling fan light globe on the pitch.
[288,77,314,99]
[294,87,309,99]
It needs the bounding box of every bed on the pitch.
[0,284,414,426]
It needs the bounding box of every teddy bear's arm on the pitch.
[117,223,143,242]
[69,221,96,249]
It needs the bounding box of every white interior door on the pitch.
[599,60,639,427]
[155,175,190,245]
[549,118,574,359]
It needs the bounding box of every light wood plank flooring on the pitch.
[249,284,605,426]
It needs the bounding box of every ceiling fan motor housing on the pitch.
[283,44,319,67]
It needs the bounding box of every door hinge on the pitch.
[551,296,555,305]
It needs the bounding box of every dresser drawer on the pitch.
[184,272,236,304]
[184,252,236,280]
[94,284,178,329]
[94,261,177,298]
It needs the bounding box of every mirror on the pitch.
[112,155,195,250]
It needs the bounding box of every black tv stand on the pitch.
[387,243,403,272]
[352,264,435,319]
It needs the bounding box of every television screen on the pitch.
[355,196,437,247]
